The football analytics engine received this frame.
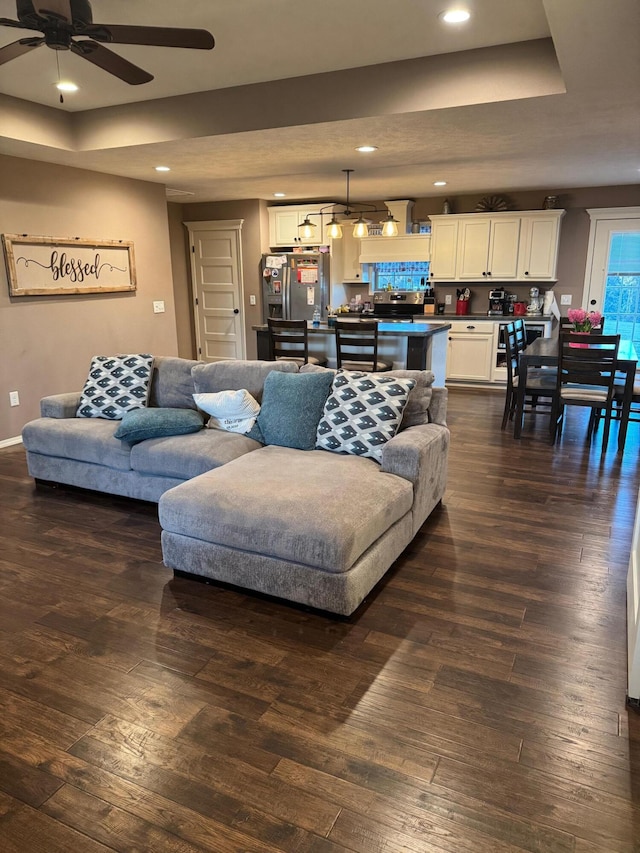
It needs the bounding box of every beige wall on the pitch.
[169,198,268,360]
[0,154,178,441]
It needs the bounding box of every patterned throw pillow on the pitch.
[77,354,154,420]
[316,370,416,462]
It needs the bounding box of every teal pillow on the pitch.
[114,407,204,444]
[257,371,333,450]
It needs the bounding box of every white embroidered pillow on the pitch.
[194,389,260,434]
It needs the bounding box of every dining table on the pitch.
[515,335,638,452]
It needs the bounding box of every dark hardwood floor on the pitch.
[1,387,639,852]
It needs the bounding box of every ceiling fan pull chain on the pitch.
[55,49,63,103]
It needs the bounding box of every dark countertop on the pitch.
[253,321,451,336]
[443,313,554,321]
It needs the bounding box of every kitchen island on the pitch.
[254,320,451,385]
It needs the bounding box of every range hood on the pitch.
[358,199,430,263]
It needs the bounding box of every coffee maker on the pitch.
[488,289,507,316]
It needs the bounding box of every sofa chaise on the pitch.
[22,356,449,615]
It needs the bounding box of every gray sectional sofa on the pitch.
[22,356,449,615]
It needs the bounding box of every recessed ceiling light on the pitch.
[433,180,447,186]
[273,192,286,198]
[55,81,78,92]
[441,9,471,23]
[355,146,378,153]
[155,166,171,172]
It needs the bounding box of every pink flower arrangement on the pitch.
[567,308,602,332]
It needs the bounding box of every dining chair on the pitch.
[335,319,393,372]
[513,317,527,351]
[267,318,327,366]
[502,321,557,433]
[550,332,620,451]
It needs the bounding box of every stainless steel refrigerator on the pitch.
[261,252,330,323]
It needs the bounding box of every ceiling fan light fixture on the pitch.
[298,216,317,241]
[326,216,343,240]
[380,213,399,238]
[55,80,78,92]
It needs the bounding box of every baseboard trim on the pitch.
[0,436,22,449]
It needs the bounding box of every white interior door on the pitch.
[185,219,245,362]
[584,208,640,345]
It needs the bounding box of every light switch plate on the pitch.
[153,301,165,313]
[9,391,19,406]
[249,294,256,305]
[445,294,452,305]
[560,294,572,305]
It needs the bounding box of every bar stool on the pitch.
[267,319,327,366]
[335,320,393,372]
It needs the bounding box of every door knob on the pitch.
[233,308,240,314]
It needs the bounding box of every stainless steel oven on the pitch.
[373,291,425,321]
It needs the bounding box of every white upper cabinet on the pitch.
[429,210,564,282]
[268,204,334,247]
[517,211,564,280]
[429,218,459,280]
[332,228,365,282]
[358,234,431,263]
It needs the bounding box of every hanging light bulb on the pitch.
[326,215,343,240]
[298,216,316,241]
[380,212,399,237]
[352,216,370,239]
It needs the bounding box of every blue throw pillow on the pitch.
[257,370,333,450]
[114,407,204,444]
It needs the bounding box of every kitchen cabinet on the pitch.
[517,212,564,280]
[429,210,564,282]
[429,218,459,280]
[446,320,495,382]
[331,228,365,282]
[456,216,520,280]
[268,204,333,247]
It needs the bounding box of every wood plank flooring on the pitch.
[0,387,639,852]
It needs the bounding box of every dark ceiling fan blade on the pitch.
[87,24,214,50]
[32,0,72,24]
[0,37,43,65]
[70,40,153,84]
[0,17,38,30]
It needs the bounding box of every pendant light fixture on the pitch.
[380,212,399,237]
[296,168,401,241]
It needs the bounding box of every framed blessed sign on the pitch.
[2,234,136,296]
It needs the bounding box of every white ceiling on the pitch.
[0,0,639,204]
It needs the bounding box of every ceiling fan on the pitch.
[0,0,215,85]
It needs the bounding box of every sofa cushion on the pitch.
[77,354,154,420]
[130,428,262,480]
[114,407,204,444]
[316,370,415,462]
[149,356,201,410]
[191,360,298,403]
[21,418,132,471]
[256,370,333,450]
[194,389,260,434]
[159,444,413,573]
[300,363,434,429]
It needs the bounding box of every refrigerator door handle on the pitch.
[284,266,292,320]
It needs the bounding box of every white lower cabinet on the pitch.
[446,321,495,381]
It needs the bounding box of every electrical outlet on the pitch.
[9,391,19,407]
[560,294,572,306]
[153,300,165,314]
[249,294,256,306]
[445,294,452,305]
